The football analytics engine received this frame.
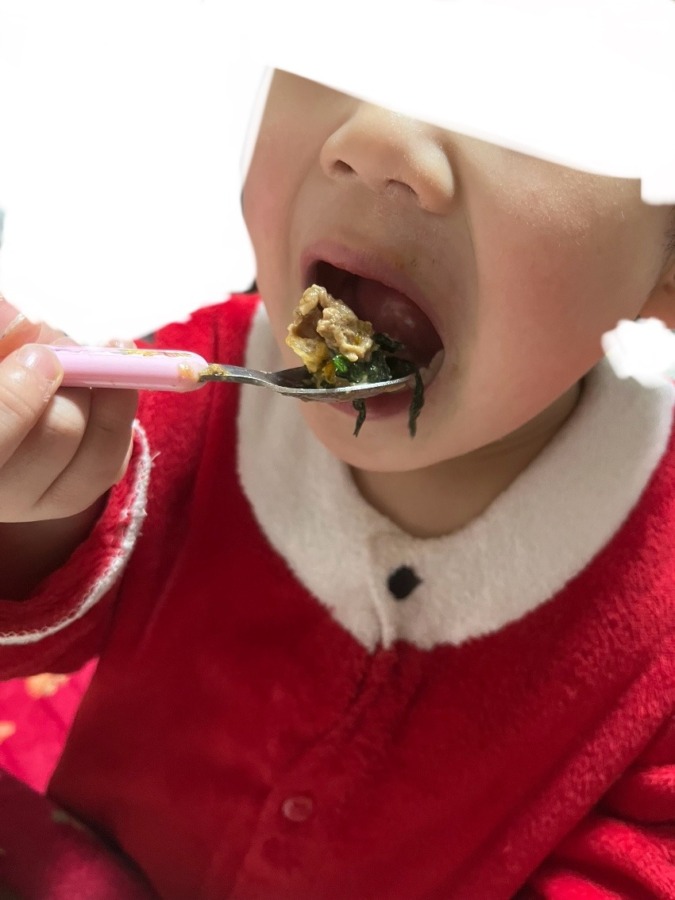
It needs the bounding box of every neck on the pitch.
[351,383,582,538]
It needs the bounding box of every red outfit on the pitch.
[1,294,674,899]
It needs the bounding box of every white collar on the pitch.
[238,304,674,651]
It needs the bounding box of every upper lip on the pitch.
[300,239,442,336]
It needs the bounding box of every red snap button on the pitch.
[281,794,314,823]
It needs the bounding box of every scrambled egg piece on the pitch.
[286,285,374,383]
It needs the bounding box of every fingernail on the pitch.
[0,313,29,341]
[0,293,22,326]
[15,344,63,383]
[0,293,18,313]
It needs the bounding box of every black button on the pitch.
[387,565,422,600]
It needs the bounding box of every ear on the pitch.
[640,258,675,327]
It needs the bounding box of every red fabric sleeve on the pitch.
[0,294,255,682]
[522,717,675,899]
[0,421,151,679]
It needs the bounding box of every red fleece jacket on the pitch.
[0,294,674,899]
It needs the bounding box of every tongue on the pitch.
[347,277,441,365]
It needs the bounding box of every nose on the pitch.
[319,103,455,215]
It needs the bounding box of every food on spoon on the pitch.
[285,284,375,380]
[285,284,424,436]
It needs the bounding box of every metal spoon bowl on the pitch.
[198,363,414,402]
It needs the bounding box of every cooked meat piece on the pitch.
[315,297,374,362]
[286,285,374,375]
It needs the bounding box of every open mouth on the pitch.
[308,261,444,371]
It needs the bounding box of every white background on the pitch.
[0,1,259,342]
[0,0,673,344]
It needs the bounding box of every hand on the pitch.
[0,294,139,523]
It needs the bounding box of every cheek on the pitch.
[242,136,300,333]
[243,149,306,367]
[242,149,286,251]
[451,232,648,444]
[465,153,658,324]
[469,202,657,377]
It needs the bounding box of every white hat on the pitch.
[240,0,675,204]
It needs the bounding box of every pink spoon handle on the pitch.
[47,345,209,392]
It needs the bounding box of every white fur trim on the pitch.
[0,421,151,646]
[238,306,675,651]
[602,318,675,386]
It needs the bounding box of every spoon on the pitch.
[47,345,413,402]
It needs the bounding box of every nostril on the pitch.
[385,179,416,198]
[332,160,355,176]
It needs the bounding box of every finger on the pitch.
[35,386,139,517]
[0,294,22,332]
[0,312,77,359]
[0,345,64,469]
[0,316,43,358]
[0,387,93,518]
[34,321,78,347]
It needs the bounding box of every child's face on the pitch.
[242,71,674,473]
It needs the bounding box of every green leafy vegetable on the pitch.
[408,370,425,437]
[305,330,425,439]
[332,355,351,376]
[352,399,367,437]
[372,332,403,353]
[334,341,424,438]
